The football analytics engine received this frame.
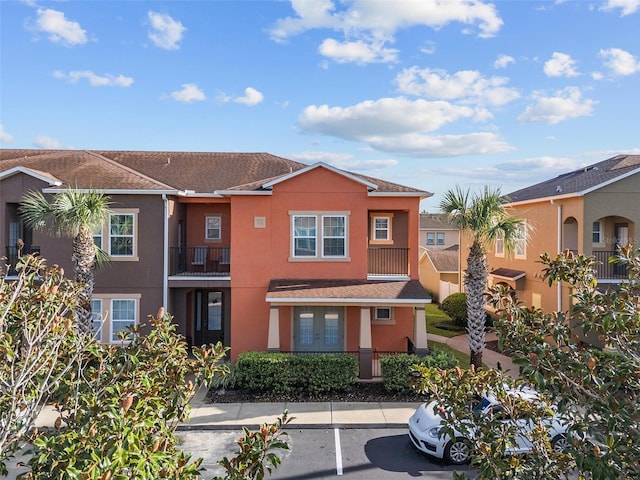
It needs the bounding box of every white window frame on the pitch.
[91,298,103,341]
[515,223,527,258]
[91,294,140,343]
[205,215,222,241]
[592,220,602,244]
[370,213,394,245]
[436,232,445,245]
[291,212,349,260]
[92,224,103,250]
[108,210,138,260]
[426,232,435,245]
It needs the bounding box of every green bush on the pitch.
[381,350,459,393]
[440,292,468,327]
[236,352,358,396]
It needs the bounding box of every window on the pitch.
[592,221,602,244]
[91,295,139,343]
[324,312,339,345]
[205,216,222,241]
[427,232,435,245]
[298,311,314,345]
[495,233,504,256]
[436,232,445,245]
[515,223,527,258]
[109,213,135,257]
[93,224,102,249]
[292,213,348,258]
[370,213,393,245]
[111,299,137,342]
[373,306,394,324]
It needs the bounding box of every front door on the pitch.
[194,290,224,346]
[293,306,345,352]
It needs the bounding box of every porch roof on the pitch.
[265,279,431,305]
[490,268,526,281]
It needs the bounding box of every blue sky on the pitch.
[1,0,639,211]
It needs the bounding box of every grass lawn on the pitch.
[425,303,466,338]
[429,340,470,367]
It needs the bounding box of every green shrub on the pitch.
[440,292,468,327]
[381,350,459,393]
[236,352,358,396]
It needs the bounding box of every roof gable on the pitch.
[0,166,62,186]
[262,162,378,191]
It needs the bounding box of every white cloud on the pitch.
[171,83,206,103]
[494,54,515,69]
[53,70,133,87]
[420,40,436,55]
[367,132,513,157]
[395,67,520,106]
[318,37,398,64]
[234,87,264,106]
[544,52,579,77]
[0,125,14,144]
[299,97,476,138]
[599,48,640,75]
[269,0,503,64]
[495,156,578,173]
[601,0,640,15]
[147,11,186,50]
[34,8,87,46]
[518,87,596,124]
[288,151,355,164]
[33,135,63,149]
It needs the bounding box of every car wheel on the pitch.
[551,434,569,452]
[444,437,471,465]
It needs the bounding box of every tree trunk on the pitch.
[465,240,488,370]
[72,228,96,335]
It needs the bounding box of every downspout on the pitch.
[162,194,169,311]
[550,199,562,311]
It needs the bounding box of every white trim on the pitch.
[265,297,430,305]
[368,191,431,198]
[43,188,178,195]
[0,166,63,186]
[213,190,272,196]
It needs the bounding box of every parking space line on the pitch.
[334,428,343,475]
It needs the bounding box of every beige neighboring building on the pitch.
[419,213,460,302]
[480,154,640,330]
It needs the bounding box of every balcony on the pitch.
[169,246,230,277]
[368,247,409,277]
[592,250,629,280]
[2,245,41,277]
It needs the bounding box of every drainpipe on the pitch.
[162,194,169,311]
[550,199,562,311]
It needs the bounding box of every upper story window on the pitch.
[428,232,445,246]
[109,212,136,257]
[515,223,527,258]
[91,295,139,343]
[592,221,602,244]
[370,213,394,245]
[93,224,102,249]
[436,232,445,245]
[292,213,348,259]
[205,215,222,241]
[495,233,505,256]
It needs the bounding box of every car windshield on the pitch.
[472,397,492,412]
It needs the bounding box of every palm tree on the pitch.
[440,185,525,369]
[19,189,111,334]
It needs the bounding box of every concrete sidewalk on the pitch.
[35,332,518,431]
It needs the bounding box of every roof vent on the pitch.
[556,185,563,193]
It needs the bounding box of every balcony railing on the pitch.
[368,247,409,276]
[2,245,41,276]
[592,250,629,279]
[169,246,230,277]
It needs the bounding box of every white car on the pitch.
[408,387,569,464]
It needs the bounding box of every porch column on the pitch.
[267,306,280,352]
[359,307,373,379]
[414,306,428,356]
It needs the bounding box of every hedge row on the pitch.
[233,349,459,396]
[235,352,359,395]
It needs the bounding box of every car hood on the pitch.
[410,400,444,432]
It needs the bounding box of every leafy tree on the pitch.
[440,186,524,369]
[412,248,640,479]
[19,189,111,334]
[440,292,468,327]
[0,255,88,476]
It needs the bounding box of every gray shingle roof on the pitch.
[424,248,459,272]
[420,213,457,229]
[506,154,640,203]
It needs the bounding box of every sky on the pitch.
[1,0,639,211]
